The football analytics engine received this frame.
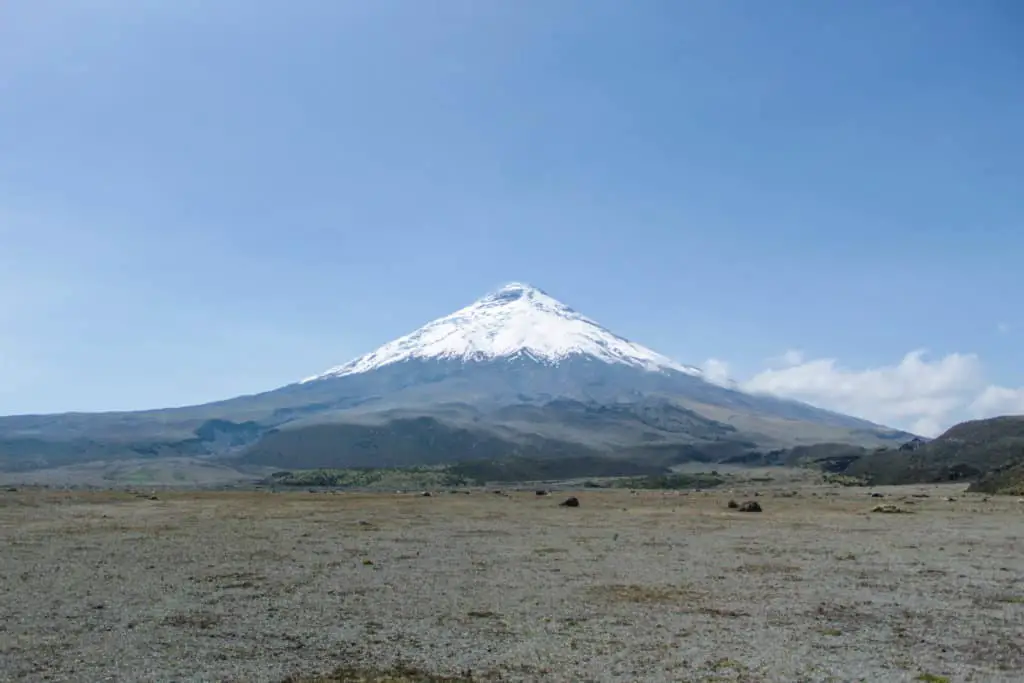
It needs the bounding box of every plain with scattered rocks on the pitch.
[1,482,1022,682]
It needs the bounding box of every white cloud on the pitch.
[997,322,1010,334]
[969,386,1024,417]
[727,349,1023,438]
[702,358,732,387]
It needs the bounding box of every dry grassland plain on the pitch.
[1,481,1022,682]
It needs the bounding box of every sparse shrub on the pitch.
[614,473,724,490]
[710,658,746,671]
[701,606,749,618]
[282,665,476,682]
[162,610,220,630]
[824,473,869,487]
[586,583,698,604]
[871,504,911,514]
[465,610,499,619]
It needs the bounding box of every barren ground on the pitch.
[1,480,1022,682]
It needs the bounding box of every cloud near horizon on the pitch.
[703,350,1024,437]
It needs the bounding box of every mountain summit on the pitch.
[303,282,701,382]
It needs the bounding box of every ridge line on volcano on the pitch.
[301,282,702,383]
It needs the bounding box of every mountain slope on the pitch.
[0,282,912,471]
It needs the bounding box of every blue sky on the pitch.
[1,1,1022,435]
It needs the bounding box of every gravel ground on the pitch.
[1,483,1022,682]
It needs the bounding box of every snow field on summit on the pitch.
[303,283,703,382]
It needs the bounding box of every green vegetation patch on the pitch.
[823,473,869,487]
[269,453,686,489]
[269,462,726,490]
[914,673,950,683]
[611,472,725,490]
[269,466,464,490]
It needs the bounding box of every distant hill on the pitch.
[802,415,1024,493]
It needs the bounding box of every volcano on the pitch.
[0,283,911,472]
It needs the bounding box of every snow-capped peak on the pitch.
[301,282,702,382]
